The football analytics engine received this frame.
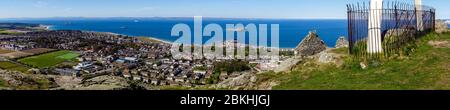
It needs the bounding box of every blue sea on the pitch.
[0,18,348,48]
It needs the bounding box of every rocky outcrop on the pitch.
[436,20,448,34]
[294,31,327,57]
[0,70,58,89]
[335,36,349,48]
[75,75,130,90]
[383,28,417,45]
[52,76,82,90]
[215,71,257,90]
[428,40,450,48]
[315,49,346,67]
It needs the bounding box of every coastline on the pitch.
[44,25,302,49]
[14,18,349,49]
[46,26,173,45]
[45,27,297,49]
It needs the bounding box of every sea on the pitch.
[0,18,348,48]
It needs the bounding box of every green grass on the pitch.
[329,47,349,55]
[260,32,450,90]
[0,79,6,87]
[18,50,80,69]
[0,61,30,73]
[57,53,80,59]
[0,30,24,35]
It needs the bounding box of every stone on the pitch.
[294,31,327,57]
[360,62,368,69]
[435,20,448,34]
[428,40,450,48]
[318,51,333,63]
[335,36,349,48]
[74,75,130,90]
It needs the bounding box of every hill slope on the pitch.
[258,32,450,90]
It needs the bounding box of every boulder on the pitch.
[335,36,349,48]
[215,71,257,90]
[294,31,327,57]
[75,75,130,90]
[435,20,448,34]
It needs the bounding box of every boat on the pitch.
[226,27,246,32]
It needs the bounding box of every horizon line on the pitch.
[0,16,349,20]
[2,16,448,20]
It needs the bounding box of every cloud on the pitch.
[33,1,48,8]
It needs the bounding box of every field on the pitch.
[0,29,24,35]
[0,61,29,73]
[0,49,14,54]
[21,48,56,54]
[0,51,33,59]
[18,50,80,68]
[0,48,56,59]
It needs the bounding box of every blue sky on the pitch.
[0,0,448,19]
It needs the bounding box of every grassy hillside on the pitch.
[0,61,30,73]
[0,79,5,87]
[260,32,450,90]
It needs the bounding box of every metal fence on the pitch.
[347,1,435,59]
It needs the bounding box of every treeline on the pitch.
[213,60,250,73]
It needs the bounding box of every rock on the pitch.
[383,28,416,45]
[360,62,368,69]
[315,49,346,66]
[215,71,256,90]
[294,31,327,57]
[0,69,58,89]
[435,20,448,34]
[74,75,130,90]
[53,76,82,90]
[318,51,334,63]
[335,36,349,48]
[428,40,450,48]
[256,81,279,90]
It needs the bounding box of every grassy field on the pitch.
[0,29,24,35]
[18,50,80,68]
[0,49,14,54]
[0,79,5,87]
[258,32,450,90]
[0,61,29,73]
[57,53,80,59]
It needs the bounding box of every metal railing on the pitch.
[347,1,435,59]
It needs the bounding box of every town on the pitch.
[0,23,299,90]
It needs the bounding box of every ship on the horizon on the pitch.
[226,27,246,32]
